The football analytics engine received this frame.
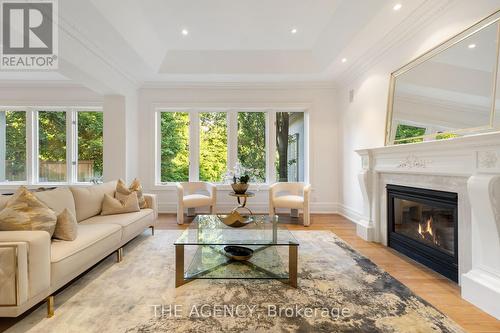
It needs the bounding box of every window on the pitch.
[77,112,103,182]
[39,111,67,182]
[158,109,307,184]
[199,112,227,182]
[276,112,305,182]
[0,107,103,184]
[0,111,26,182]
[237,112,265,182]
[160,112,189,182]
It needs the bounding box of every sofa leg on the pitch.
[46,296,54,318]
[116,248,123,263]
[291,209,299,218]
[150,225,155,236]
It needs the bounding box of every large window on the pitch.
[0,111,26,182]
[39,111,67,182]
[160,112,189,182]
[276,112,305,182]
[78,112,103,182]
[158,109,307,184]
[0,107,103,184]
[238,112,265,182]
[199,112,227,182]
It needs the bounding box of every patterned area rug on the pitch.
[7,230,465,333]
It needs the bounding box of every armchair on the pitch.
[176,182,217,224]
[269,182,311,226]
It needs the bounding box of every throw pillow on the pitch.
[0,187,57,236]
[115,179,147,209]
[53,208,78,241]
[101,192,140,216]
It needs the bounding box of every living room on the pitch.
[1,1,500,332]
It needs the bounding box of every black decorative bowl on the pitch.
[223,246,254,261]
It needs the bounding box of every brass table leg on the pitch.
[175,245,185,287]
[289,245,298,288]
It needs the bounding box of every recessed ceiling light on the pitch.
[468,43,476,49]
[291,28,298,34]
[181,28,189,36]
[393,3,402,11]
[341,58,347,63]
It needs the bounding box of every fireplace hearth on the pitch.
[387,185,458,282]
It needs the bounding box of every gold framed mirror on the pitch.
[385,10,500,145]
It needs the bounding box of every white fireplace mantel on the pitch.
[355,132,500,319]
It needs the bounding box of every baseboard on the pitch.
[335,203,363,224]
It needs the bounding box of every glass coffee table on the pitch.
[174,215,299,288]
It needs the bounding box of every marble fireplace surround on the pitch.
[355,132,500,320]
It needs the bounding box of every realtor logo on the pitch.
[1,0,58,70]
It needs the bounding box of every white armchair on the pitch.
[176,182,217,224]
[269,182,311,226]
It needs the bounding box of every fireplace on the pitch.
[387,185,458,282]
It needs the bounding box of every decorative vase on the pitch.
[231,183,249,194]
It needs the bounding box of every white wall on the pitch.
[337,1,500,220]
[138,84,339,213]
[0,85,102,106]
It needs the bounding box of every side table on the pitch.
[228,191,255,215]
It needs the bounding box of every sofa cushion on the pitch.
[80,209,154,243]
[35,188,76,220]
[53,209,78,241]
[0,187,57,236]
[183,194,212,207]
[273,195,304,209]
[70,181,117,222]
[50,223,122,290]
[116,179,147,209]
[101,193,140,216]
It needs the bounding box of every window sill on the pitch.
[152,183,270,191]
[0,182,94,191]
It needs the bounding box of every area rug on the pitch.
[6,230,465,333]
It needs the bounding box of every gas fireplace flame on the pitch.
[418,216,439,245]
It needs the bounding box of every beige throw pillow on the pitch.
[53,208,78,241]
[101,192,140,216]
[115,179,147,209]
[0,187,57,236]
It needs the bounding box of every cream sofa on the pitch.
[0,181,158,318]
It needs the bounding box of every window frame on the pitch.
[155,107,309,187]
[0,106,103,186]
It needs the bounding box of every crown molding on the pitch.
[139,80,337,90]
[57,14,140,90]
[336,0,455,86]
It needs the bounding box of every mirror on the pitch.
[386,11,500,145]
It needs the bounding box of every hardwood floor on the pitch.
[1,213,498,333]
[157,213,500,333]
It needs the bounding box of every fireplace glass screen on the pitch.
[393,198,455,256]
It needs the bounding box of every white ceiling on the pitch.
[0,0,440,86]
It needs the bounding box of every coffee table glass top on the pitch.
[174,215,298,246]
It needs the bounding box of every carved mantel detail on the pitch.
[397,154,431,169]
